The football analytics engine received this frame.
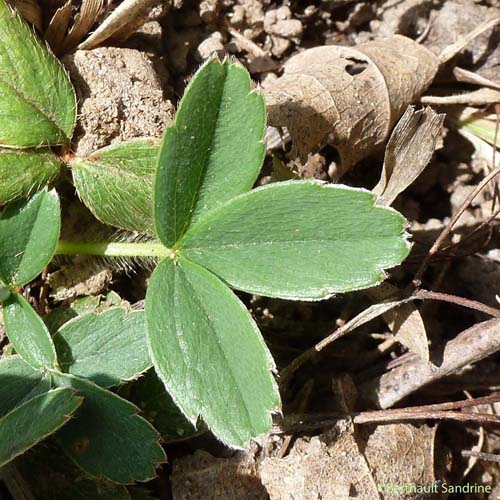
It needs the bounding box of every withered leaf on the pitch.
[78,0,163,50]
[367,282,429,362]
[374,106,444,207]
[264,35,439,175]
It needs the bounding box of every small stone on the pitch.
[264,6,303,42]
[196,32,225,61]
[64,47,174,158]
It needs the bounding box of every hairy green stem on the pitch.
[56,240,173,259]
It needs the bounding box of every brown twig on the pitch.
[413,164,500,287]
[279,290,500,388]
[363,318,500,408]
[413,289,500,318]
[462,450,500,463]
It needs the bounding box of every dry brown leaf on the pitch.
[263,18,499,175]
[365,318,500,408]
[263,35,439,176]
[62,0,103,52]
[367,282,429,362]
[362,423,437,500]
[7,0,42,31]
[78,0,164,50]
[260,420,380,499]
[373,106,444,206]
[261,420,438,499]
[44,0,72,51]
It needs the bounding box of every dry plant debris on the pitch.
[263,18,499,176]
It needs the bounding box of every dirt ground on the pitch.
[4,0,500,498]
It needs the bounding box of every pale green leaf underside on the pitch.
[0,0,76,147]
[154,58,266,247]
[52,372,166,484]
[181,181,410,300]
[0,148,61,203]
[72,140,158,234]
[0,388,82,468]
[54,308,151,388]
[0,189,61,286]
[146,257,280,447]
[3,293,58,370]
[0,355,50,416]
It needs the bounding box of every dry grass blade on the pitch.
[374,106,444,206]
[63,0,103,52]
[364,318,500,408]
[439,18,500,64]
[453,67,500,91]
[7,0,42,31]
[78,0,163,50]
[44,0,72,52]
[422,88,500,106]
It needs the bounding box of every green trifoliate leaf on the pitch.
[54,308,151,388]
[0,355,50,416]
[181,181,410,300]
[72,140,158,234]
[146,257,280,447]
[52,372,166,484]
[3,293,58,370]
[0,149,61,203]
[0,0,76,147]
[17,444,132,500]
[154,58,266,247]
[0,189,61,286]
[0,388,82,468]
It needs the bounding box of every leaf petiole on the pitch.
[55,240,174,259]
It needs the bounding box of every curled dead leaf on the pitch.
[263,35,439,176]
[264,19,500,176]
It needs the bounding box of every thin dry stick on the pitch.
[413,164,500,286]
[279,290,500,387]
[413,289,500,318]
[366,318,500,408]
[462,451,500,463]
[440,207,500,253]
[278,296,413,387]
[439,18,500,64]
[353,410,500,425]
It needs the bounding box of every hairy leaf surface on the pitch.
[0,389,82,468]
[3,293,58,369]
[0,355,50,416]
[181,181,410,299]
[0,189,60,286]
[0,149,61,203]
[154,58,265,247]
[0,0,76,147]
[53,372,166,484]
[146,257,280,447]
[54,308,151,387]
[72,140,158,234]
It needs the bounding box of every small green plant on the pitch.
[0,0,410,487]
